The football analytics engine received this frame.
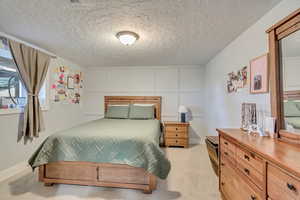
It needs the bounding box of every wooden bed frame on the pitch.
[284,90,300,100]
[39,96,162,193]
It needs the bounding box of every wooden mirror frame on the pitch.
[266,8,300,143]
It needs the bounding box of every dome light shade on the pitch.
[116,31,139,45]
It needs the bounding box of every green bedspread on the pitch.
[285,117,300,129]
[28,119,171,179]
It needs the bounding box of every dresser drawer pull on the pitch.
[244,154,250,161]
[175,128,178,131]
[250,195,256,200]
[244,168,250,175]
[176,134,178,137]
[96,166,100,180]
[224,141,228,145]
[221,182,225,186]
[287,183,297,192]
[221,162,225,166]
[175,140,178,143]
[224,152,228,156]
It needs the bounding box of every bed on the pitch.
[29,96,170,193]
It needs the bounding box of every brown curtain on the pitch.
[9,40,50,141]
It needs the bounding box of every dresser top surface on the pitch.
[163,121,189,126]
[218,128,300,177]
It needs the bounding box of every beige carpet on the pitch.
[0,144,220,200]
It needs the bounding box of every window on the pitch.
[0,37,48,114]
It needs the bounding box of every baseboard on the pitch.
[0,161,31,183]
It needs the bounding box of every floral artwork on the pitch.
[227,66,247,93]
[51,66,83,104]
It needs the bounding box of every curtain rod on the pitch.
[0,31,57,58]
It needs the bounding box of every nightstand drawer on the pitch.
[165,138,187,147]
[165,126,186,133]
[165,131,187,138]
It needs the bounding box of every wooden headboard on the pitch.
[104,96,162,120]
[284,90,300,100]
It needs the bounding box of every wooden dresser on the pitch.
[164,121,189,148]
[218,129,300,200]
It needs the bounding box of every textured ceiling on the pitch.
[0,0,281,67]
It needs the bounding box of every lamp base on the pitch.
[180,113,186,123]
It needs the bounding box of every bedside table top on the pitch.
[163,121,189,126]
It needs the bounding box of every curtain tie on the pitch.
[28,93,37,97]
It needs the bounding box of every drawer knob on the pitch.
[224,142,228,145]
[176,134,178,137]
[221,182,225,186]
[287,183,297,192]
[96,166,100,180]
[176,140,178,143]
[176,128,178,131]
[244,168,250,175]
[221,162,225,166]
[224,152,228,156]
[250,195,256,200]
[244,155,250,161]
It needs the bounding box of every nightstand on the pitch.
[163,121,189,148]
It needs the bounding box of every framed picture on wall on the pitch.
[67,76,74,89]
[250,53,269,94]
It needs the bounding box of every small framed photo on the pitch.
[67,76,74,89]
[250,54,269,94]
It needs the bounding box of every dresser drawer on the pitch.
[165,126,187,133]
[220,156,263,200]
[220,160,240,200]
[220,137,236,153]
[237,158,264,190]
[165,131,187,138]
[221,146,236,165]
[236,147,263,173]
[165,138,187,147]
[268,164,300,200]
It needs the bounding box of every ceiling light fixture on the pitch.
[116,31,139,46]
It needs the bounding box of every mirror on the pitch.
[280,30,300,134]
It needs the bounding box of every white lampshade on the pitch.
[178,105,188,113]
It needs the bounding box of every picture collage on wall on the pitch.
[227,66,247,93]
[226,53,269,94]
[51,66,83,104]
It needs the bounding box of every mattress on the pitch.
[28,119,171,179]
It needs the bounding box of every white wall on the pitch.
[83,66,206,144]
[0,57,85,171]
[204,0,300,135]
